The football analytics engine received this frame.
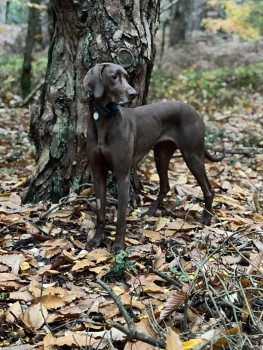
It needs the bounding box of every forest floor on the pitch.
[0,74,263,349]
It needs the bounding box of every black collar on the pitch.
[89,96,119,119]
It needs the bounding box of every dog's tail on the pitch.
[204,147,226,162]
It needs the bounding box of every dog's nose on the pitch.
[127,88,137,100]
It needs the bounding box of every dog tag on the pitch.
[93,111,99,120]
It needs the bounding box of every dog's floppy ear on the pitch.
[83,64,106,99]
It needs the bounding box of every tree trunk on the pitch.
[23,0,160,204]
[0,0,7,23]
[170,0,205,46]
[21,0,42,97]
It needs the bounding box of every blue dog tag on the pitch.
[93,111,99,120]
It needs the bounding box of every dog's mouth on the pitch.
[114,97,136,105]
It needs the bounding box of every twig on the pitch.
[152,268,183,290]
[213,147,262,155]
[147,298,165,338]
[40,275,53,334]
[97,279,166,349]
[188,228,247,295]
[161,0,178,12]
[20,80,44,107]
[39,196,96,221]
[0,222,25,234]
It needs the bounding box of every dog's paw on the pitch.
[141,208,157,218]
[112,241,125,253]
[198,216,212,226]
[88,234,103,249]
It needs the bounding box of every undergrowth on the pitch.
[148,63,263,115]
[0,54,47,99]
[1,52,263,117]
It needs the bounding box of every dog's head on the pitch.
[83,63,137,105]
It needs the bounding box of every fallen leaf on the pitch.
[22,302,48,330]
[154,217,169,231]
[166,327,182,350]
[160,291,185,320]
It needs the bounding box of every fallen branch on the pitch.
[97,279,166,349]
[214,147,262,155]
[20,80,44,107]
[152,268,183,290]
[0,222,25,234]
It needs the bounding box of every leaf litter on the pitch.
[0,94,262,349]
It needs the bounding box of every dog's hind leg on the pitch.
[182,153,215,225]
[142,141,176,217]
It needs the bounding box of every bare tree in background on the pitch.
[23,0,160,204]
[170,0,205,46]
[21,0,42,97]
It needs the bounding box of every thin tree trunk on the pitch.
[170,0,205,46]
[23,0,160,204]
[0,0,7,23]
[21,0,42,97]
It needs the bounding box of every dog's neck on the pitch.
[89,96,119,120]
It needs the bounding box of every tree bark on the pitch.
[23,0,160,204]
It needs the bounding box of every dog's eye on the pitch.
[112,75,118,80]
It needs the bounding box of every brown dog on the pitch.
[84,63,225,252]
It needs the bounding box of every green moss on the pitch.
[52,174,61,196]
[73,176,80,191]
[51,106,69,159]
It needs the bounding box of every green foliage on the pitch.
[6,2,24,24]
[107,250,136,281]
[0,292,8,299]
[204,0,263,39]
[248,1,263,36]
[0,54,47,98]
[148,63,263,116]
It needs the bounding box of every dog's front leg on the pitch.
[89,163,108,248]
[112,174,130,252]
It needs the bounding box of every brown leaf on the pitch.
[120,294,145,310]
[22,302,48,330]
[0,253,25,274]
[160,291,185,320]
[166,327,182,350]
[166,219,198,231]
[9,290,33,302]
[72,259,96,271]
[142,229,162,242]
[153,246,166,270]
[154,217,169,231]
[6,301,22,323]
[124,341,156,350]
[0,273,23,291]
[41,295,67,309]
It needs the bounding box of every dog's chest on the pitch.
[93,127,115,166]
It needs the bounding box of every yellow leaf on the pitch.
[20,262,30,271]
[113,286,124,296]
[182,338,205,349]
[13,180,27,188]
[150,173,159,181]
